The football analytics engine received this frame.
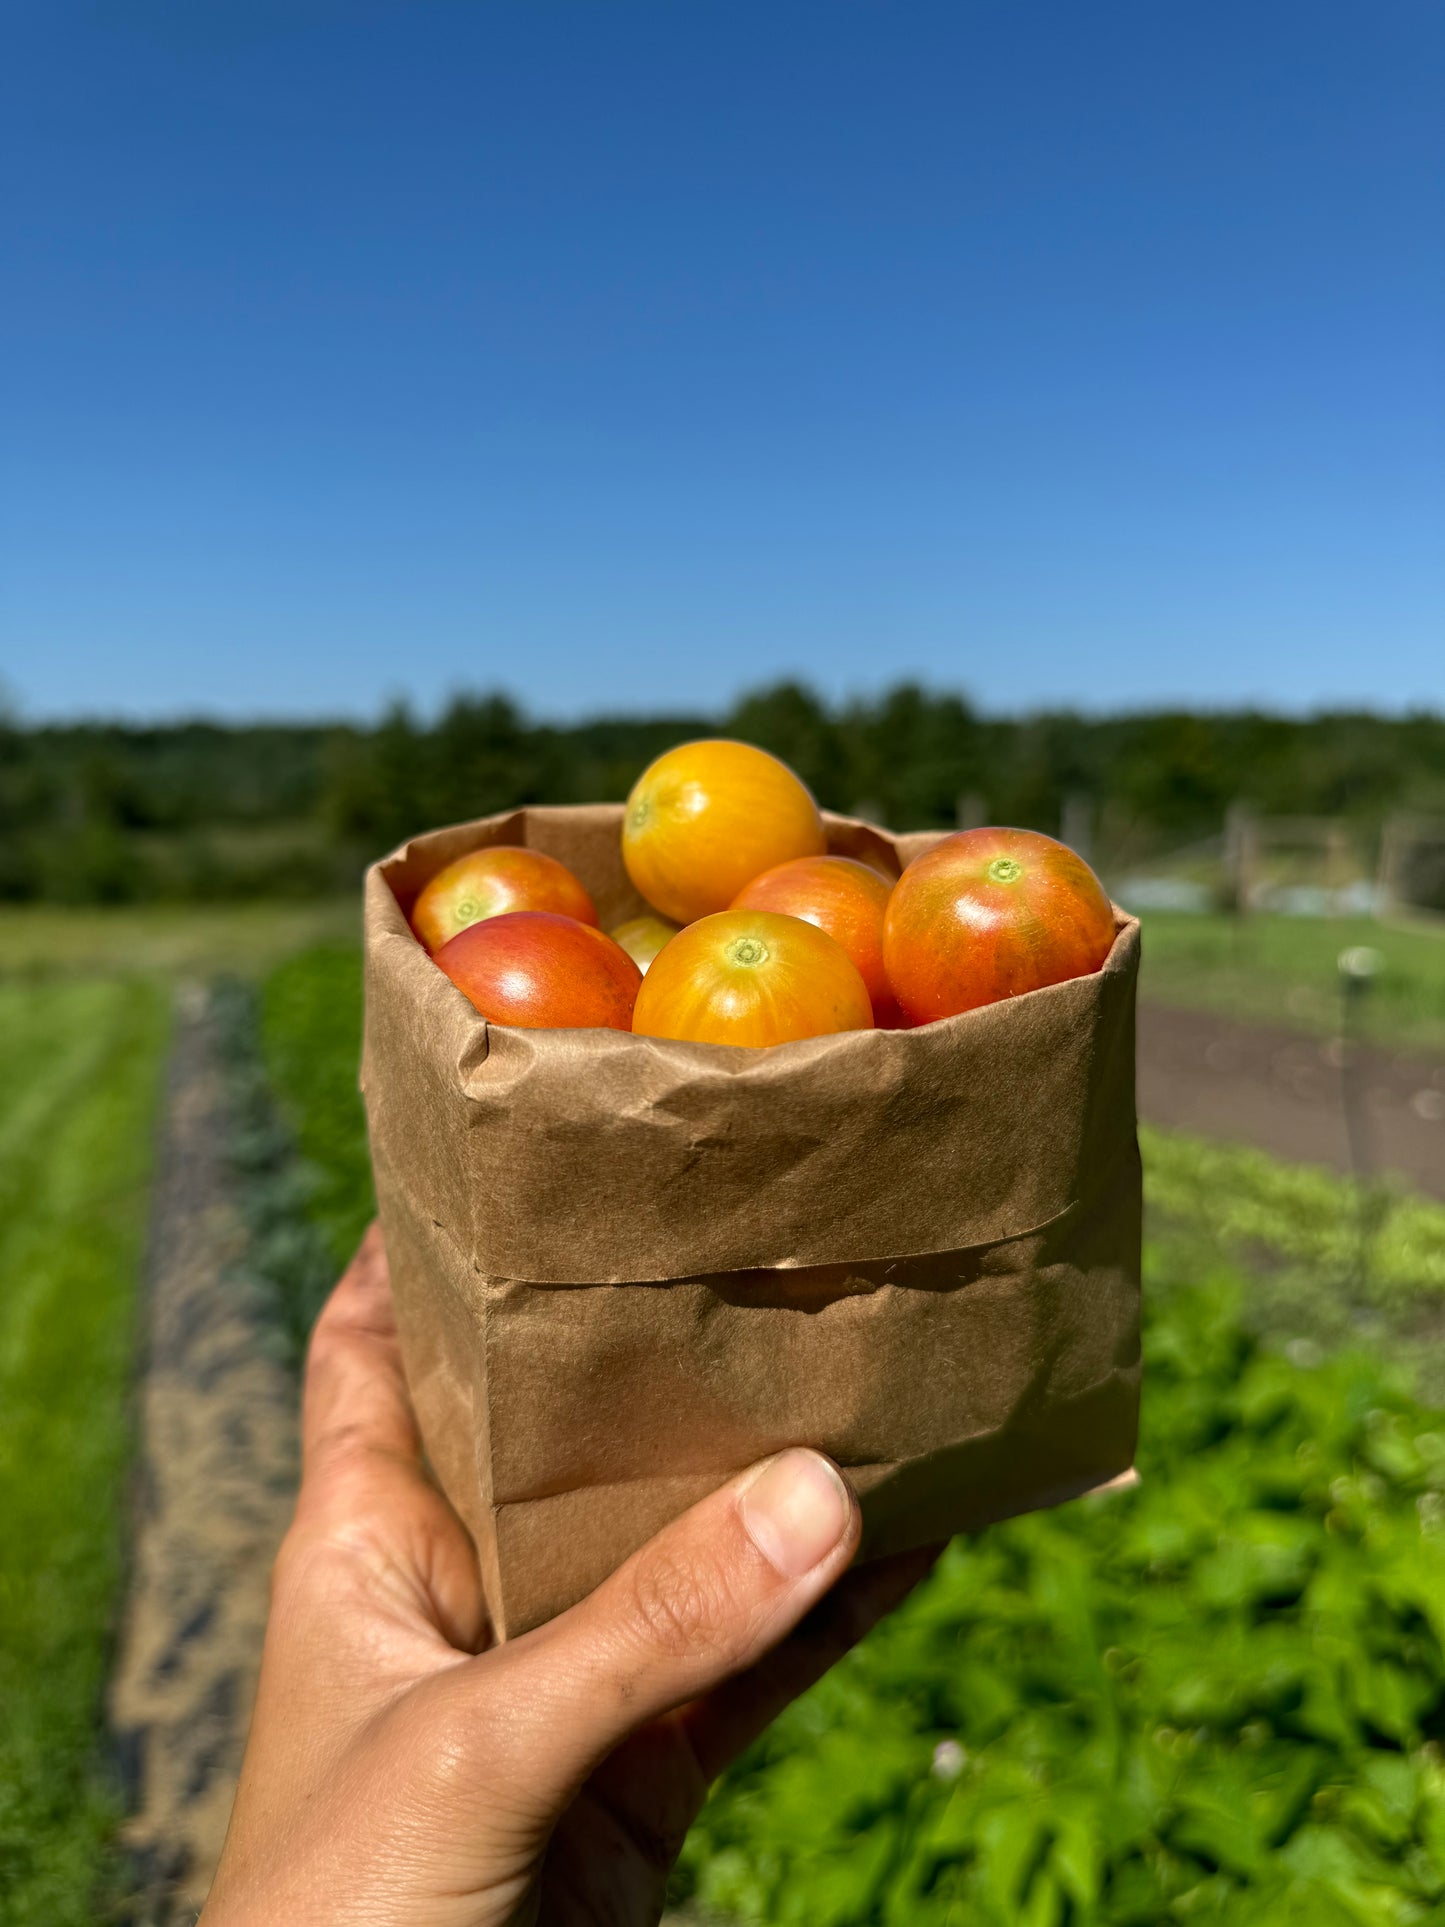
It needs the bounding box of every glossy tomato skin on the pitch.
[622,739,826,925]
[633,909,873,1047]
[883,828,1116,1023]
[608,913,679,975]
[434,912,641,1029]
[411,846,597,953]
[731,855,905,1027]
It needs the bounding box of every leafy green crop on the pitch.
[1141,1127,1445,1309]
[260,944,371,1270]
[677,1277,1445,1924]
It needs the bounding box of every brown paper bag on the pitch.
[362,804,1141,1638]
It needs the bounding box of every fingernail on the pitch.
[740,1449,852,1579]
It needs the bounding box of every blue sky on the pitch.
[2,1,1441,723]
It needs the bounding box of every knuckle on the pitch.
[626,1545,750,1668]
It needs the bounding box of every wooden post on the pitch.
[1060,792,1093,863]
[1326,823,1352,911]
[1222,803,1255,914]
[1376,813,1408,919]
[956,791,987,831]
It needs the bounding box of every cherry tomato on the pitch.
[434,911,640,1029]
[622,740,825,924]
[609,913,680,975]
[411,845,596,953]
[632,909,873,1047]
[883,828,1115,1022]
[731,853,904,1027]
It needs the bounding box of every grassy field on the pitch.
[0,899,358,984]
[255,939,1445,1923]
[1141,912,1445,1054]
[0,979,170,1925]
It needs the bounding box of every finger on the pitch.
[680,1543,941,1780]
[481,1448,861,1810]
[300,1221,421,1493]
[288,1223,486,1651]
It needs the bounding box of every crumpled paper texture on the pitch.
[363,805,1142,1637]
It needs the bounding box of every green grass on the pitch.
[0,979,170,1925]
[1140,912,1445,1054]
[0,899,358,985]
[259,939,1445,1924]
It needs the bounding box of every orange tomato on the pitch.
[622,739,826,924]
[411,845,597,953]
[434,911,641,1029]
[608,913,680,975]
[731,853,905,1027]
[883,828,1116,1023]
[632,909,873,1047]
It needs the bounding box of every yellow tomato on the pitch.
[622,739,826,924]
[632,909,873,1047]
[608,913,680,974]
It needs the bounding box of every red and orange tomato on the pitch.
[622,740,826,925]
[731,853,904,1028]
[434,911,641,1030]
[412,845,596,954]
[632,909,873,1047]
[883,828,1115,1023]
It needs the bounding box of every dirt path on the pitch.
[1138,1001,1445,1200]
[110,988,299,1925]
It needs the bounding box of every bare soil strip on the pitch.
[110,990,298,1925]
[1138,1001,1445,1199]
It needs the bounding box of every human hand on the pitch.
[203,1225,935,1926]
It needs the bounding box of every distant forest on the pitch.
[3,684,1443,903]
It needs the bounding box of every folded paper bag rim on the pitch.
[361,805,1139,1288]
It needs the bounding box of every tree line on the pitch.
[2,685,1442,903]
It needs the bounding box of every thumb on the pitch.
[484,1448,860,1810]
